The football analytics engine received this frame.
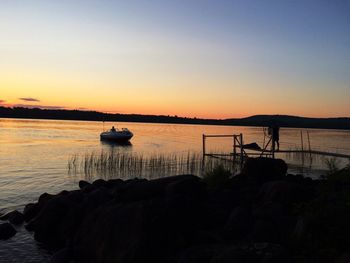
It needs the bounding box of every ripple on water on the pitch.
[0,118,349,261]
[0,226,50,263]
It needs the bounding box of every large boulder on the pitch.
[78,180,91,189]
[165,175,206,200]
[252,201,296,244]
[225,206,253,240]
[0,210,24,225]
[26,192,84,249]
[115,175,201,202]
[8,210,24,225]
[258,180,310,206]
[92,179,107,188]
[178,244,224,263]
[0,223,16,240]
[73,195,203,263]
[50,248,74,263]
[253,201,289,220]
[242,158,287,184]
[23,192,55,222]
[180,243,290,263]
[24,175,206,259]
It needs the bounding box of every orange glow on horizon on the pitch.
[1,1,349,120]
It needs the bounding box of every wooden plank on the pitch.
[234,148,350,159]
[204,133,350,159]
[204,134,237,138]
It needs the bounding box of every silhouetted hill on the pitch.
[0,106,349,130]
[224,115,350,129]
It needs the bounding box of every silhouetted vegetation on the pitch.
[68,151,236,180]
[1,106,349,129]
[203,164,232,190]
[293,164,350,262]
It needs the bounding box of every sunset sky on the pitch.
[1,0,349,119]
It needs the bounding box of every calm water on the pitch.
[0,118,349,262]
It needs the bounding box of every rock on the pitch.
[73,195,202,263]
[117,175,198,202]
[50,248,74,263]
[8,210,24,225]
[180,243,289,263]
[80,188,113,212]
[27,194,83,249]
[39,192,54,203]
[24,193,55,222]
[1,210,25,225]
[258,180,310,206]
[0,213,8,220]
[334,253,350,263]
[0,223,16,240]
[242,158,287,184]
[203,190,238,229]
[210,246,260,263]
[58,190,70,196]
[225,206,253,240]
[80,184,96,193]
[105,178,124,189]
[285,174,304,183]
[23,203,40,222]
[165,175,206,200]
[178,244,224,263]
[252,214,295,244]
[253,202,289,220]
[78,180,91,189]
[92,179,107,188]
[258,243,291,263]
[181,243,289,263]
[252,219,277,243]
[66,190,85,203]
[253,202,296,244]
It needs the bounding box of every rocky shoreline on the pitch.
[1,157,349,263]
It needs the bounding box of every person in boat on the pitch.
[111,126,116,132]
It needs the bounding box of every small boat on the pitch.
[100,126,133,142]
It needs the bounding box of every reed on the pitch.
[68,150,237,180]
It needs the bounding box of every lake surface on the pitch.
[0,118,349,262]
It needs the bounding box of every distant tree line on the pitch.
[0,106,349,130]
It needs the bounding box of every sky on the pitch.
[0,0,349,119]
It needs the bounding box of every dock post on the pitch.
[300,130,304,165]
[202,134,206,158]
[307,130,312,162]
[239,133,244,168]
[271,129,275,159]
[233,135,237,161]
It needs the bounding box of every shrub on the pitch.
[203,164,232,190]
[294,165,350,262]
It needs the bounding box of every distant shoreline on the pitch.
[0,106,349,130]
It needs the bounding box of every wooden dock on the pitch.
[202,133,350,161]
[245,148,350,159]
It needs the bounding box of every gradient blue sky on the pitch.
[1,0,349,118]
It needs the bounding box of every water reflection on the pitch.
[0,118,350,262]
[100,140,133,148]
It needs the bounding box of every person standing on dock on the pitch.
[268,123,280,152]
[272,124,280,151]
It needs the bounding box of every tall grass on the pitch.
[68,150,238,180]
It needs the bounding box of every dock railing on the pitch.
[202,133,249,167]
[202,131,350,168]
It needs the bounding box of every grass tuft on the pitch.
[68,150,238,180]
